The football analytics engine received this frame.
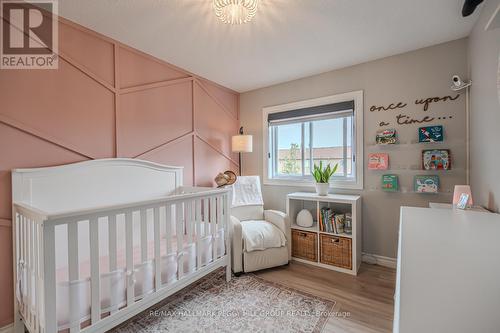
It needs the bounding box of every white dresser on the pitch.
[394,207,500,333]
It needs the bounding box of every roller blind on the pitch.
[267,100,354,125]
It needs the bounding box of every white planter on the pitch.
[315,182,329,196]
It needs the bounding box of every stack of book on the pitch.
[319,207,336,233]
[319,208,346,234]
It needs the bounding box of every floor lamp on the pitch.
[232,127,253,176]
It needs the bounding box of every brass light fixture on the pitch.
[213,0,259,25]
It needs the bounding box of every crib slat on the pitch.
[140,209,148,262]
[68,222,80,280]
[224,194,232,282]
[68,221,80,332]
[26,218,32,328]
[29,220,36,331]
[176,203,184,279]
[108,214,118,315]
[203,199,209,237]
[210,197,217,262]
[215,197,221,260]
[23,216,29,329]
[33,222,39,333]
[22,216,26,313]
[186,201,193,243]
[43,223,57,333]
[195,199,202,269]
[89,217,101,324]
[165,205,172,254]
[108,214,117,272]
[14,213,20,308]
[37,223,43,332]
[125,211,134,306]
[17,214,22,314]
[153,206,161,291]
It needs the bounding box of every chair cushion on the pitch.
[232,205,264,221]
[240,220,286,252]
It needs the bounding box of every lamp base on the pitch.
[238,152,242,176]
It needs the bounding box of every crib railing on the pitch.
[13,188,231,333]
[14,204,45,333]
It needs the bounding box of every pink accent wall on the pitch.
[0,17,239,327]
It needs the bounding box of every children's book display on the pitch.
[369,124,454,194]
[422,149,451,170]
[319,207,349,234]
[414,175,439,193]
[376,129,397,144]
[382,174,399,192]
[368,153,389,170]
[418,125,444,143]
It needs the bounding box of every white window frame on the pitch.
[262,90,364,190]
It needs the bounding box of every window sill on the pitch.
[263,178,363,190]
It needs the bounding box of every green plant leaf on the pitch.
[311,162,339,183]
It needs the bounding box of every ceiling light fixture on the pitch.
[213,0,259,25]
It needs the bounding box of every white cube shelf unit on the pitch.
[287,192,362,275]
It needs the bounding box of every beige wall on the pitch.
[469,0,500,212]
[240,39,468,258]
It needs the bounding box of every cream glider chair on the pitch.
[229,176,291,274]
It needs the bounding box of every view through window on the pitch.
[269,114,354,181]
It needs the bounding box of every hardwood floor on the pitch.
[254,262,396,333]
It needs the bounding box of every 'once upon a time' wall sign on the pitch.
[371,94,461,127]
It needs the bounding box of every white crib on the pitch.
[11,159,231,333]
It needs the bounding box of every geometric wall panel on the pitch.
[0,16,238,326]
[199,78,239,120]
[0,59,115,159]
[0,171,13,220]
[59,23,115,85]
[117,81,193,157]
[119,46,189,89]
[194,82,239,162]
[0,123,89,219]
[140,135,194,186]
[0,226,13,327]
[194,137,238,187]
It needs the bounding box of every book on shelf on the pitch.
[331,214,336,234]
[320,207,327,232]
[317,210,322,231]
[320,207,342,234]
[318,208,349,235]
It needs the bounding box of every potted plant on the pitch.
[312,161,338,196]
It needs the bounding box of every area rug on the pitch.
[112,269,335,333]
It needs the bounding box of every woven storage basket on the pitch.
[291,230,317,262]
[319,234,352,269]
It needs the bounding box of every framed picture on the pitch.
[418,125,444,143]
[414,175,439,193]
[368,153,389,170]
[376,129,397,145]
[422,149,451,170]
[382,174,398,192]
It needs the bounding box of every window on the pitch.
[263,91,363,189]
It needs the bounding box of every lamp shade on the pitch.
[232,135,253,153]
[453,185,473,206]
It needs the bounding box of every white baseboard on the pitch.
[362,253,397,269]
[0,323,13,333]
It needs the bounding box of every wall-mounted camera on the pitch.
[451,75,471,91]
